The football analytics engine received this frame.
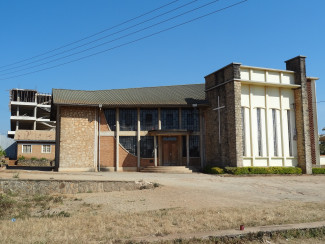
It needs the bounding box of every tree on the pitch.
[0,146,5,158]
[320,128,325,155]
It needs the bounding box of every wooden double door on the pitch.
[162,136,180,166]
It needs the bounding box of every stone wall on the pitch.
[307,80,316,165]
[286,56,312,174]
[204,63,242,167]
[59,106,97,170]
[17,143,55,160]
[0,179,156,195]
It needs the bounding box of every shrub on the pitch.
[312,168,325,174]
[0,146,6,157]
[209,167,224,174]
[31,157,38,161]
[18,155,25,161]
[224,167,302,175]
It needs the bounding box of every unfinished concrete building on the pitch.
[8,89,56,138]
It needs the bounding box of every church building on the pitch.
[51,56,319,174]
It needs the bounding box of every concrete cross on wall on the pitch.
[213,96,225,144]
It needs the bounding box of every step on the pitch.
[140,166,195,174]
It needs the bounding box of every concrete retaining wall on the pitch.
[0,179,156,195]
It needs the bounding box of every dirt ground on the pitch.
[1,171,325,243]
[1,171,325,210]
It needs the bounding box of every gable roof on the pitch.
[14,130,55,142]
[52,83,206,107]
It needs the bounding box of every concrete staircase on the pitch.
[140,166,197,174]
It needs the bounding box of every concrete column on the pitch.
[137,108,141,170]
[33,106,37,130]
[199,108,205,168]
[17,106,19,116]
[265,86,270,166]
[154,136,157,167]
[116,108,120,171]
[179,108,182,129]
[158,108,161,129]
[158,136,162,166]
[94,109,98,172]
[16,121,19,130]
[186,134,190,166]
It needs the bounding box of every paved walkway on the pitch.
[133,220,325,242]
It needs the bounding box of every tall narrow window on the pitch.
[140,136,154,158]
[287,110,293,156]
[272,109,278,156]
[182,136,200,157]
[104,109,116,131]
[161,109,179,129]
[140,109,158,130]
[120,109,137,131]
[241,107,246,156]
[119,136,137,155]
[257,108,262,156]
[181,109,199,131]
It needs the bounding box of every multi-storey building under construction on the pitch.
[8,89,56,138]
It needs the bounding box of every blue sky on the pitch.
[0,0,324,135]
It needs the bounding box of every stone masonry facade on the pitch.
[285,56,312,174]
[59,106,96,169]
[54,56,318,173]
[204,63,243,167]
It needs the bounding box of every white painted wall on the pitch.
[240,67,295,85]
[320,156,325,165]
[241,83,298,167]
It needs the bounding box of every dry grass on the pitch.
[1,197,325,243]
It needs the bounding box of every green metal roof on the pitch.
[52,83,206,107]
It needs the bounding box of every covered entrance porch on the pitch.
[149,129,192,167]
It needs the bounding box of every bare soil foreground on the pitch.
[1,171,325,243]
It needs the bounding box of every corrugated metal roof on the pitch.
[52,84,207,106]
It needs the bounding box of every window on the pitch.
[140,136,154,158]
[181,109,199,131]
[241,107,246,156]
[42,145,51,153]
[104,109,116,131]
[272,109,278,156]
[140,109,158,130]
[257,108,263,156]
[161,109,179,129]
[120,109,137,131]
[287,110,293,156]
[22,145,32,153]
[119,136,137,155]
[182,135,200,157]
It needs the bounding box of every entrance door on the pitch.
[162,136,179,166]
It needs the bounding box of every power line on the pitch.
[0,0,248,81]
[0,0,181,70]
[0,0,220,77]
[0,0,198,73]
